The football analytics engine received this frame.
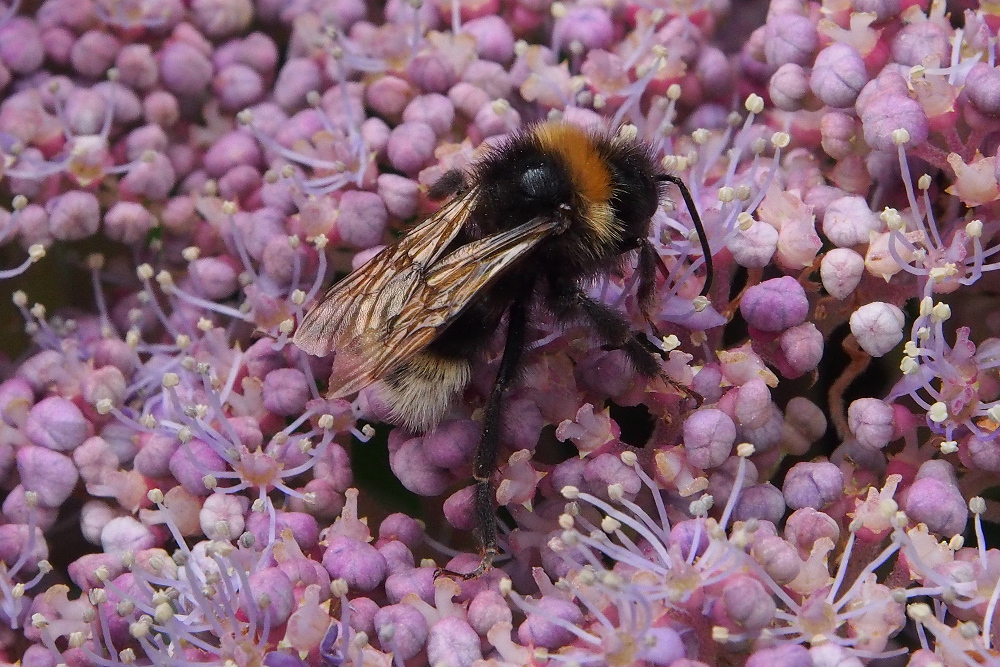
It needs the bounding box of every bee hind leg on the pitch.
[435,299,528,580]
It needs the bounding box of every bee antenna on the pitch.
[657,174,713,296]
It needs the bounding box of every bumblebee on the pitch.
[294,121,712,576]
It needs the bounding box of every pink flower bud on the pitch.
[720,574,777,631]
[449,81,490,117]
[734,483,786,524]
[81,366,127,408]
[553,6,613,53]
[48,190,100,241]
[322,534,388,591]
[386,121,437,175]
[728,217,779,268]
[143,90,180,127]
[746,644,813,667]
[820,248,864,299]
[17,445,79,507]
[741,276,809,332]
[243,567,295,628]
[462,16,515,63]
[70,30,120,78]
[189,256,240,299]
[764,13,817,66]
[168,439,228,496]
[378,513,425,548]
[374,604,428,660]
[822,196,880,248]
[683,408,736,469]
[849,301,904,357]
[336,190,388,249]
[783,461,843,510]
[463,60,513,100]
[0,524,47,569]
[965,63,1000,117]
[102,516,158,554]
[213,63,264,111]
[159,41,214,97]
[116,44,158,91]
[779,322,824,374]
[389,436,450,496]
[903,475,968,537]
[120,152,176,200]
[810,43,867,108]
[423,419,479,468]
[377,174,420,219]
[853,0,899,20]
[274,58,322,111]
[247,510,319,550]
[0,18,44,74]
[384,564,435,604]
[0,378,33,428]
[892,21,949,67]
[25,396,91,451]
[402,93,456,137]
[204,130,262,178]
[103,201,154,245]
[191,0,254,38]
[769,63,809,111]
[406,51,459,93]
[751,534,801,584]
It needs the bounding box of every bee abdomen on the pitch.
[383,352,471,433]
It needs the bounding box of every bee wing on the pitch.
[324,216,562,398]
[292,193,476,359]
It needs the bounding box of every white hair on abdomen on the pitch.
[383,351,471,433]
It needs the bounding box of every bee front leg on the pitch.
[437,299,528,580]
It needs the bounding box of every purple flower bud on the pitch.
[751,534,801,584]
[965,434,1000,472]
[189,256,240,299]
[23,645,58,667]
[274,58,322,111]
[213,63,265,111]
[847,398,895,449]
[133,434,180,479]
[449,81,491,118]
[244,567,295,628]
[263,652,307,667]
[784,506,840,556]
[740,276,809,332]
[377,539,414,574]
[783,461,843,510]
[386,121,436,175]
[0,18,43,74]
[373,604,428,660]
[336,190,388,249]
[389,436,450,496]
[159,41,213,97]
[25,396,90,451]
[423,419,478,469]
[860,93,928,152]
[965,63,1000,117]
[764,13,817,66]
[0,378,33,428]
[639,626,686,665]
[820,248,864,299]
[518,596,583,648]
[402,93,456,137]
[322,534,388,591]
[462,16,515,63]
[200,493,247,540]
[4,485,58,529]
[669,519,710,559]
[247,510,320,550]
[849,301,904,357]
[191,0,253,38]
[892,20,949,67]
[263,368,311,416]
[101,516,157,554]
[720,574,776,631]
[746,643,814,667]
[779,322,824,375]
[734,483,785,524]
[810,43,867,108]
[473,100,521,140]
[384,564,435,604]
[904,474,967,537]
[48,191,100,241]
[40,27,73,67]
[366,75,416,123]
[553,6,613,52]
[0,524,47,569]
[583,452,641,497]
[168,439,228,496]
[463,60,512,100]
[683,408,736,469]
[70,30,120,78]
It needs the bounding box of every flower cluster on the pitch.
[1,0,1000,665]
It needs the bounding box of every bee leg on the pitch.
[635,238,662,338]
[439,299,528,580]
